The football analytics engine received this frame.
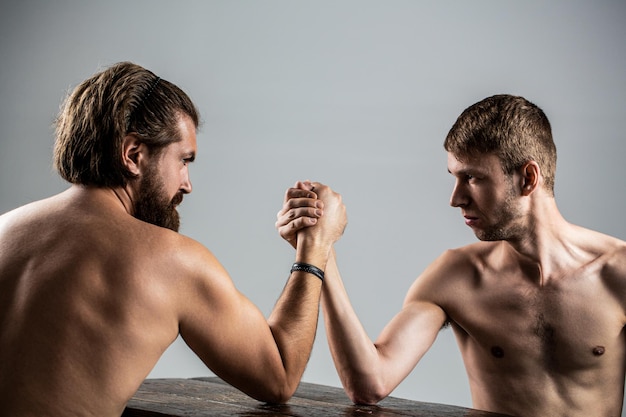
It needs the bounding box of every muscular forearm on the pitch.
[321,250,390,404]
[265,238,328,401]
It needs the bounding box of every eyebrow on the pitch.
[448,167,483,177]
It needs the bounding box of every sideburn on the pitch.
[132,162,181,232]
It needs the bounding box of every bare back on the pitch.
[417,232,626,416]
[0,188,188,416]
[1,182,344,415]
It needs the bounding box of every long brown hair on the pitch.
[54,62,199,187]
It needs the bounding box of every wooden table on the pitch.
[122,377,513,417]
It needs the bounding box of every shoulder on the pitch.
[118,223,240,322]
[0,195,74,255]
[0,196,56,228]
[133,223,226,281]
[570,229,626,306]
[573,226,626,276]
[424,241,499,279]
[406,241,499,303]
[591,237,626,318]
[148,226,236,290]
[598,236,626,287]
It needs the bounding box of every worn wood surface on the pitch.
[122,377,513,417]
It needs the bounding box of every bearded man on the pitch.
[0,62,347,417]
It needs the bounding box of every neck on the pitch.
[504,193,573,284]
[66,184,136,216]
[111,186,135,215]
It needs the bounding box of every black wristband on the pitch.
[291,262,325,282]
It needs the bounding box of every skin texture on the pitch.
[277,154,626,417]
[0,115,347,417]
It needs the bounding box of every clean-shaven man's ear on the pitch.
[520,161,541,196]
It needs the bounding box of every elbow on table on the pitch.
[348,391,386,406]
[345,381,388,405]
[252,379,299,405]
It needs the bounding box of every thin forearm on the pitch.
[322,252,388,403]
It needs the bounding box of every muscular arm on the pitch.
[322,250,447,404]
[176,244,322,403]
[178,183,345,404]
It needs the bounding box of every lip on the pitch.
[463,214,479,227]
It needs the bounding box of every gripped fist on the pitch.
[276,181,322,248]
[301,182,347,248]
[276,181,347,249]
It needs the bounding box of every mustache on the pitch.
[171,193,184,207]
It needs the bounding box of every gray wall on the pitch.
[2,0,625,411]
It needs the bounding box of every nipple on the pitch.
[592,346,605,356]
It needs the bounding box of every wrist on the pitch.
[291,262,325,281]
[296,231,331,250]
[295,235,331,270]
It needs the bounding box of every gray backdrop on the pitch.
[2,0,625,412]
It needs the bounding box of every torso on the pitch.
[427,237,626,417]
[0,188,190,416]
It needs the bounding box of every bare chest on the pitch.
[445,270,626,372]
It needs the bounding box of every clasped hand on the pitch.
[276,181,347,249]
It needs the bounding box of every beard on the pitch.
[132,164,182,232]
[474,182,525,242]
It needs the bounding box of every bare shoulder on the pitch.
[0,191,234,315]
[137,224,247,324]
[600,234,626,266]
[128,221,232,292]
[0,195,57,229]
[406,241,498,304]
[572,226,626,274]
[0,195,72,256]
[592,230,626,290]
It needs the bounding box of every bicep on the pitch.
[175,248,285,389]
[373,249,469,390]
[373,260,451,387]
[374,299,447,384]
